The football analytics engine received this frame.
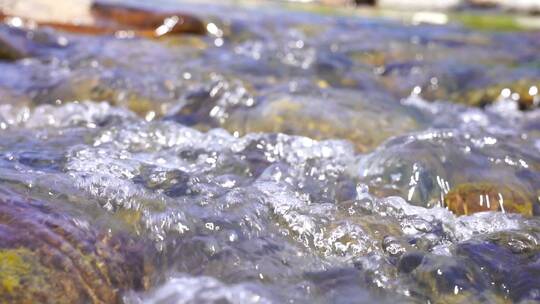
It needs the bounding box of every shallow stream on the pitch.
[0,1,539,303]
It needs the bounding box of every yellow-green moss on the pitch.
[0,249,32,294]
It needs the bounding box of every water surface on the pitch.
[0,1,539,303]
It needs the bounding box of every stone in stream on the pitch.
[0,23,70,60]
[37,75,163,117]
[0,188,152,303]
[88,1,207,37]
[457,233,540,302]
[398,252,509,303]
[0,0,206,38]
[171,85,421,153]
[457,80,539,110]
[0,26,28,60]
[357,129,540,214]
[444,182,534,216]
[422,79,540,110]
[223,95,416,153]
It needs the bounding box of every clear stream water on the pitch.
[0,1,539,303]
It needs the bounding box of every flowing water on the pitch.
[0,1,539,303]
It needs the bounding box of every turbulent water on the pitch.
[0,1,540,303]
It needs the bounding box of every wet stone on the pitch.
[457,237,540,302]
[399,252,507,303]
[172,86,422,152]
[90,1,207,37]
[0,188,153,303]
[0,24,66,60]
[0,0,206,38]
[444,182,534,216]
[357,129,540,210]
[422,79,540,110]
[0,26,28,60]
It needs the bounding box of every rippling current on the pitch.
[0,0,540,303]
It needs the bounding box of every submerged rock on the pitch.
[0,24,67,60]
[444,182,533,216]
[422,79,540,110]
[172,86,421,152]
[357,129,540,211]
[0,188,152,303]
[457,80,540,110]
[399,252,507,303]
[0,26,27,60]
[457,234,540,302]
[228,96,418,152]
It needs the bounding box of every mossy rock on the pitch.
[0,248,86,304]
[444,183,533,216]
[0,192,153,303]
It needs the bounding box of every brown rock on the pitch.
[90,1,207,36]
[444,182,533,216]
[0,188,152,303]
[420,79,540,110]
[0,0,206,38]
[0,26,30,60]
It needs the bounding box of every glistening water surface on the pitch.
[0,1,539,303]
